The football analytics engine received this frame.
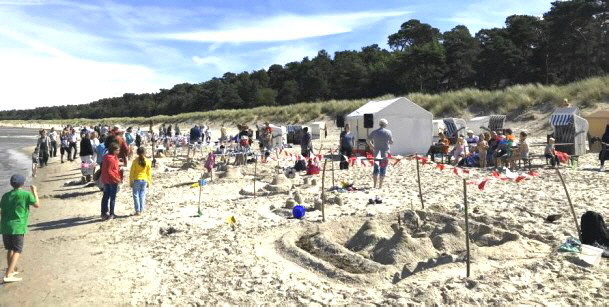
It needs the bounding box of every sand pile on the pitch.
[219,165,242,179]
[265,174,293,193]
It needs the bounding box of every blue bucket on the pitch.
[292,205,306,219]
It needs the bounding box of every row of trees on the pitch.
[1,0,607,120]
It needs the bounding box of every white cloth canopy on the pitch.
[345,97,433,155]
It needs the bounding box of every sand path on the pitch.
[0,155,160,305]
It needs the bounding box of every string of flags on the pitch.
[208,149,540,190]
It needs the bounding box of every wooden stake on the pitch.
[415,153,424,209]
[321,159,328,222]
[463,179,470,278]
[555,168,581,235]
[331,148,335,189]
[254,154,257,199]
[197,180,203,216]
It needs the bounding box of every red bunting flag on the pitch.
[350,157,357,166]
[462,169,470,174]
[515,176,527,183]
[436,163,445,171]
[453,167,459,175]
[478,179,489,190]
[527,171,539,177]
[491,170,500,178]
[316,154,322,161]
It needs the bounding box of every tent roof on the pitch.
[347,97,428,117]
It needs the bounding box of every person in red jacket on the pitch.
[100,143,122,220]
[112,126,130,167]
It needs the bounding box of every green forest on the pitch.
[0,0,607,121]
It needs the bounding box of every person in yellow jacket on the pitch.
[129,147,152,215]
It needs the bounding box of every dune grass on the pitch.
[2,76,608,127]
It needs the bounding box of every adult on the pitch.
[367,119,393,189]
[263,122,273,152]
[174,125,180,137]
[100,124,109,137]
[166,124,172,138]
[426,132,450,162]
[36,129,51,168]
[300,127,312,158]
[220,124,227,142]
[1,175,39,283]
[599,125,609,172]
[339,123,355,158]
[90,132,100,164]
[100,143,122,220]
[129,147,152,216]
[79,133,95,182]
[59,129,71,163]
[114,126,130,166]
[48,127,58,158]
[69,128,79,161]
[465,130,479,146]
[189,125,201,144]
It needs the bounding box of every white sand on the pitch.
[1,122,608,305]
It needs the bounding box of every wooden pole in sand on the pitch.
[253,154,257,199]
[197,178,203,216]
[555,168,581,235]
[415,153,424,209]
[331,147,335,189]
[321,159,328,222]
[463,178,471,278]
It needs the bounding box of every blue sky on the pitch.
[0,0,553,110]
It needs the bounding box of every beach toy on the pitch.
[580,244,603,266]
[292,205,305,219]
[198,178,207,186]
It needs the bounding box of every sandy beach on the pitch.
[1,122,608,305]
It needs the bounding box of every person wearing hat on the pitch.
[0,174,40,283]
[465,130,479,146]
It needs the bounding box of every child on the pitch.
[1,174,40,283]
[545,137,559,167]
[451,137,467,166]
[130,147,152,216]
[100,143,122,220]
[477,134,489,168]
[519,131,530,161]
[31,148,39,178]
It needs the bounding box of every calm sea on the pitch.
[0,127,39,195]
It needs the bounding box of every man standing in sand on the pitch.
[1,174,40,283]
[367,119,393,189]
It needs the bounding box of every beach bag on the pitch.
[581,211,609,247]
[306,161,320,175]
[340,160,349,170]
[294,160,306,171]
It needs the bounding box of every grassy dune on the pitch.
[2,76,608,127]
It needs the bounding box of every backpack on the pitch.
[580,211,609,247]
[339,155,349,170]
[294,160,307,171]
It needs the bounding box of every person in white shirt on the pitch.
[48,127,58,158]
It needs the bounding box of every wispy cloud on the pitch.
[158,10,411,43]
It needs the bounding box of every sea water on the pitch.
[0,127,39,194]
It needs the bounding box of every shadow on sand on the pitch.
[29,216,99,231]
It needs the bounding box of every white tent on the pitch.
[466,115,506,135]
[345,97,433,155]
[257,124,287,148]
[308,121,326,140]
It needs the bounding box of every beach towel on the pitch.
[555,151,570,164]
